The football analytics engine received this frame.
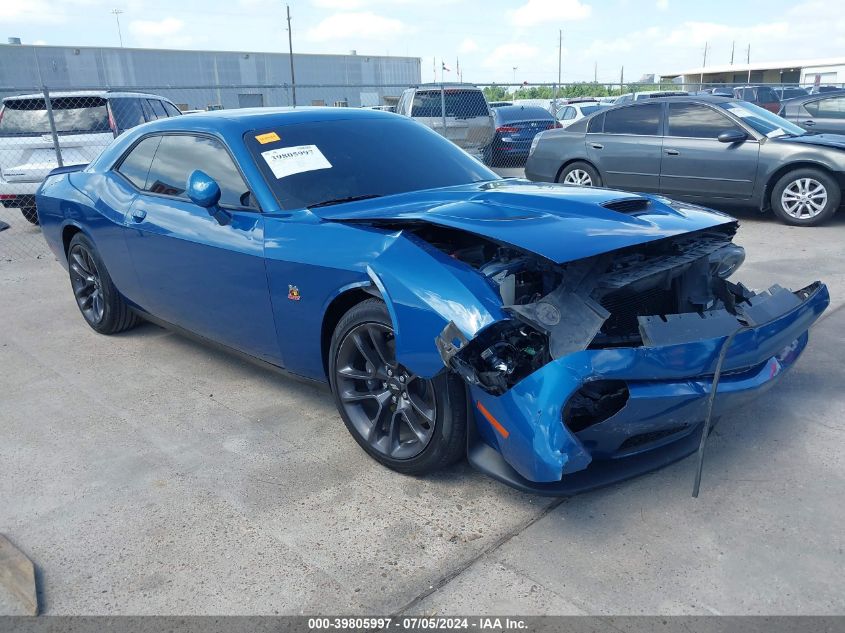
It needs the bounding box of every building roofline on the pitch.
[660,57,845,78]
[0,42,420,62]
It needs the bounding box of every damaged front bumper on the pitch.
[464,281,829,495]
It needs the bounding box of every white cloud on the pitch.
[306,12,408,42]
[483,42,539,70]
[0,0,65,24]
[459,38,479,54]
[656,0,669,9]
[509,0,591,28]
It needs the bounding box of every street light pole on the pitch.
[286,4,297,107]
[111,9,124,48]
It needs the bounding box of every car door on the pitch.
[801,96,845,134]
[121,133,281,363]
[585,102,663,192]
[659,102,759,200]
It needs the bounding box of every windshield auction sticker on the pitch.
[261,145,332,179]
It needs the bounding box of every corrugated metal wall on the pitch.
[0,44,422,108]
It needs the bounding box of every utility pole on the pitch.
[512,66,518,84]
[111,9,124,48]
[555,29,562,105]
[620,65,624,90]
[730,40,735,65]
[700,41,707,87]
[286,4,297,107]
[594,61,597,84]
[746,44,751,83]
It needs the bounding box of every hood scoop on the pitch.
[602,198,650,214]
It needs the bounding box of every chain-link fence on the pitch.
[2,80,843,263]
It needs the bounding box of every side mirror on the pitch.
[186,170,230,226]
[187,170,221,208]
[718,129,747,143]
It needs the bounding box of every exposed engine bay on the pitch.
[395,221,794,396]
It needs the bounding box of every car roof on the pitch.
[611,95,735,105]
[493,105,553,119]
[2,90,175,102]
[136,106,399,134]
[784,89,845,102]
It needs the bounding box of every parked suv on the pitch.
[732,86,781,113]
[0,90,181,224]
[395,84,494,156]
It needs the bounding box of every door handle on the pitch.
[802,120,815,126]
[131,208,147,222]
[665,149,680,156]
[590,143,603,149]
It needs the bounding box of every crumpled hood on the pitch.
[774,133,845,151]
[314,180,736,264]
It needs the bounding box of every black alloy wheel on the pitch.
[328,298,467,475]
[334,321,437,460]
[69,243,105,326]
[66,233,139,334]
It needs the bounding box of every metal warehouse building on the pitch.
[660,57,845,87]
[0,43,421,109]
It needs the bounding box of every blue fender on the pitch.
[366,232,509,378]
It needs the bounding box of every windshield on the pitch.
[719,101,806,138]
[245,117,498,210]
[0,96,109,136]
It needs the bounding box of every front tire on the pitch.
[67,233,139,334]
[21,206,39,225]
[328,298,467,475]
[558,161,602,187]
[771,168,839,226]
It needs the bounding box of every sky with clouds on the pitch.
[2,0,844,83]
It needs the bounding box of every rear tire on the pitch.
[21,206,39,225]
[557,161,602,187]
[771,168,839,226]
[67,233,140,334]
[328,298,467,475]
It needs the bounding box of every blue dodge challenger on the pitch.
[35,107,829,495]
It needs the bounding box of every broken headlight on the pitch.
[708,244,745,279]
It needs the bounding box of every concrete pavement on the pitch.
[1,201,843,615]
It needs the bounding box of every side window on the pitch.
[162,101,182,117]
[116,136,162,189]
[667,103,741,138]
[587,111,605,133]
[603,103,661,135]
[563,107,576,120]
[144,134,253,208]
[806,96,845,118]
[147,99,167,120]
[109,98,146,133]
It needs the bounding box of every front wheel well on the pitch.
[762,162,842,210]
[320,286,380,379]
[555,158,600,183]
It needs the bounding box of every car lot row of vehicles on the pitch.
[4,83,845,226]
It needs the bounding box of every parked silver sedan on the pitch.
[525,95,845,226]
